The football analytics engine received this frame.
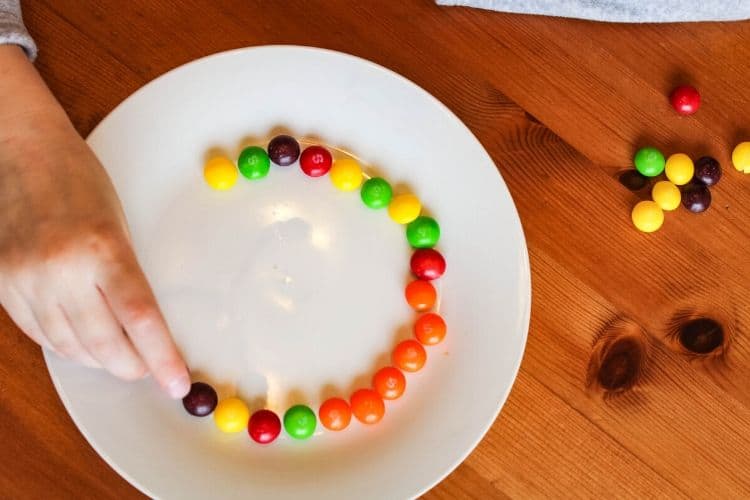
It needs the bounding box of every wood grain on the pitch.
[3,0,750,497]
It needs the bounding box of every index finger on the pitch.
[99,252,190,399]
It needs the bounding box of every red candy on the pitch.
[299,145,333,177]
[248,409,281,444]
[669,85,700,116]
[410,248,446,280]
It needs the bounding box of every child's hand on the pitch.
[0,45,190,398]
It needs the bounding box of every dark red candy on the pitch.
[268,135,300,166]
[694,156,722,186]
[681,182,712,213]
[248,409,282,444]
[182,382,218,417]
[299,145,333,177]
[410,248,446,280]
[669,85,701,116]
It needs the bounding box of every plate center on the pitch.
[139,165,410,407]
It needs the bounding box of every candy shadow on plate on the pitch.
[236,134,265,156]
[281,387,311,410]
[203,146,232,165]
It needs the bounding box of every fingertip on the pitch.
[165,373,191,399]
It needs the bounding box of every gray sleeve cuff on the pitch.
[0,0,37,60]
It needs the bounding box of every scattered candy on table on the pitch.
[214,397,250,433]
[372,367,406,400]
[248,409,282,444]
[330,158,364,191]
[350,389,386,424]
[732,142,750,173]
[360,177,393,209]
[651,181,681,211]
[393,339,427,372]
[318,397,352,431]
[192,134,448,445]
[664,153,694,186]
[182,382,218,417]
[682,182,712,213]
[405,279,437,311]
[299,145,333,177]
[267,135,301,166]
[238,146,271,180]
[669,85,701,116]
[406,216,441,248]
[388,194,422,224]
[203,157,239,190]
[694,156,722,186]
[634,147,666,177]
[414,313,447,346]
[631,200,664,233]
[284,405,317,440]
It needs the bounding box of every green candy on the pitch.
[360,177,393,209]
[283,405,316,440]
[634,147,665,177]
[406,216,440,248]
[238,146,271,180]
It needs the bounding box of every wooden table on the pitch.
[3,1,750,497]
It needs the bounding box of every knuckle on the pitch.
[122,300,159,332]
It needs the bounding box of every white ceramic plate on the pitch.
[44,46,530,499]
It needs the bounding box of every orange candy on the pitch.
[350,389,385,424]
[372,367,406,400]
[404,280,437,311]
[414,313,447,345]
[392,339,427,372]
[318,397,352,431]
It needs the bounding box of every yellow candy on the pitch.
[651,181,681,211]
[213,397,250,433]
[388,194,421,224]
[204,157,238,190]
[732,142,750,173]
[330,158,363,191]
[631,200,664,233]
[664,153,694,185]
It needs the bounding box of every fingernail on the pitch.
[166,375,190,399]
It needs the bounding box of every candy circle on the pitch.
[330,158,363,191]
[268,135,300,166]
[283,404,317,440]
[372,367,406,400]
[300,145,333,177]
[238,146,271,180]
[669,85,701,116]
[405,279,437,311]
[664,153,694,186]
[393,339,427,372]
[411,248,446,280]
[651,181,681,211]
[414,313,447,345]
[182,382,218,417]
[634,147,665,177]
[360,177,393,209]
[248,409,281,444]
[203,157,239,190]
[732,142,750,173]
[318,397,352,431]
[213,397,250,433]
[388,194,421,224]
[682,182,712,213]
[694,156,722,186]
[406,216,441,248]
[631,201,664,233]
[350,389,385,424]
